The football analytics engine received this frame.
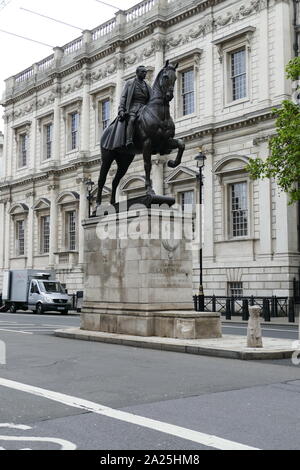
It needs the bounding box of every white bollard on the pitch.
[247,306,263,348]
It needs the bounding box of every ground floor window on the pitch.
[228,282,243,298]
[16,219,25,256]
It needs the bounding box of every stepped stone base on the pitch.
[81,310,222,340]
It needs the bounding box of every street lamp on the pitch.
[85,178,95,218]
[194,150,206,312]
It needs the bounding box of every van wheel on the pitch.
[9,303,17,313]
[36,303,44,315]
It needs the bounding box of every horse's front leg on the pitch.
[96,152,113,206]
[167,138,185,168]
[143,138,155,196]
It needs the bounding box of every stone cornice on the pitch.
[0,155,102,191]
[0,107,278,191]
[177,106,278,142]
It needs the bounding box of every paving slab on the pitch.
[54,328,298,360]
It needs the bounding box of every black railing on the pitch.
[293,278,300,303]
[193,295,296,323]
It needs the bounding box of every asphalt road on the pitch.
[0,312,300,451]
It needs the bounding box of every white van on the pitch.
[2,270,71,314]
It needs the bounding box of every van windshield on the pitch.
[39,281,65,294]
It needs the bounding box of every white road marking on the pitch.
[0,329,33,335]
[0,377,259,451]
[0,435,76,450]
[0,423,76,450]
[0,424,31,430]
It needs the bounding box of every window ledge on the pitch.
[215,237,258,243]
[224,97,250,109]
[65,150,79,156]
[175,113,197,123]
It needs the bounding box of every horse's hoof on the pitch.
[168,160,177,168]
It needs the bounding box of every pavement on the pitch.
[55,328,299,360]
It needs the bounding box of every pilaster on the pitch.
[48,183,59,267]
[77,176,89,266]
[80,66,91,153]
[26,191,35,269]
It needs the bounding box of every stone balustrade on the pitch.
[3,0,194,99]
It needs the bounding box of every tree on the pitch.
[247,58,300,204]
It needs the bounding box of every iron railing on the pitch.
[193,295,296,323]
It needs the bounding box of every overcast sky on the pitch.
[0,0,139,132]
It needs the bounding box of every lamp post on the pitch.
[195,150,206,312]
[85,178,95,218]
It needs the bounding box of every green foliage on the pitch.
[247,59,300,204]
[286,57,300,81]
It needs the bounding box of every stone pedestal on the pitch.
[81,207,222,339]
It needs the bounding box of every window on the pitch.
[70,112,79,150]
[230,182,248,237]
[66,211,76,251]
[44,123,53,160]
[16,219,25,256]
[228,282,243,298]
[180,191,194,213]
[19,134,28,168]
[40,215,50,254]
[101,99,110,131]
[181,69,195,116]
[231,48,246,101]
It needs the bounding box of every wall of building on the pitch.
[0,0,299,299]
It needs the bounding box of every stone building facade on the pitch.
[0,0,299,299]
[0,132,3,177]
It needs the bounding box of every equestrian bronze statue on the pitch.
[96,61,185,207]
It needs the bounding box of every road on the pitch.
[0,311,300,451]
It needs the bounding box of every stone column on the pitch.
[274,0,292,102]
[80,64,91,153]
[52,77,61,163]
[26,191,35,269]
[275,189,299,257]
[152,157,165,195]
[0,201,6,269]
[256,139,273,258]
[2,115,10,178]
[4,200,11,269]
[153,27,165,75]
[203,146,215,263]
[48,183,59,268]
[115,48,125,116]
[77,177,88,266]
[203,33,214,122]
[30,103,38,172]
[259,5,270,105]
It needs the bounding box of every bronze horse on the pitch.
[96,61,185,207]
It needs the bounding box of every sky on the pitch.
[0,0,139,132]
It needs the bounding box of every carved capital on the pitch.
[26,191,35,199]
[48,184,59,191]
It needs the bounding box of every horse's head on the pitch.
[156,60,178,102]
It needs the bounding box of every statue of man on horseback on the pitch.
[96,60,185,208]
